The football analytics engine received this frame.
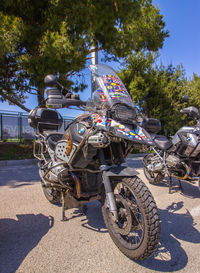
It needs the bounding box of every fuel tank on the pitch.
[63,115,97,168]
[172,126,200,157]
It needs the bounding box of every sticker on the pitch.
[102,74,133,104]
[97,89,107,102]
[119,124,125,129]
[91,114,111,128]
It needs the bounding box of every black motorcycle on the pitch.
[28,64,160,260]
[142,95,200,193]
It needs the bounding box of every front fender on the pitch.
[103,165,138,177]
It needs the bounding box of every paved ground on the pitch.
[0,157,200,273]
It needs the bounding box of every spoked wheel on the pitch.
[143,154,165,184]
[102,176,160,260]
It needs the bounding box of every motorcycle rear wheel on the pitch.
[143,154,165,184]
[41,183,61,205]
[101,176,160,260]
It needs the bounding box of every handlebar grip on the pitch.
[62,99,86,107]
[46,97,86,108]
[71,94,80,100]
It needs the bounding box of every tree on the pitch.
[119,52,191,135]
[186,74,200,109]
[0,0,168,111]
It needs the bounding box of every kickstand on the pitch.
[80,204,87,215]
[61,191,67,221]
[178,179,184,193]
[168,176,172,194]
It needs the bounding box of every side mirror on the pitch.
[44,74,57,87]
[182,95,189,104]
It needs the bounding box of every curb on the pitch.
[0,159,38,167]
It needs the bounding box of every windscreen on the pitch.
[89,64,135,109]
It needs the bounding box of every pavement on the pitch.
[0,157,200,273]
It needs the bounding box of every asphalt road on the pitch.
[0,157,200,273]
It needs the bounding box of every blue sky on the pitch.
[1,0,200,115]
[153,0,200,78]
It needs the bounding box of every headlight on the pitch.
[110,104,137,123]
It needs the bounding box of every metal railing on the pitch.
[0,110,73,142]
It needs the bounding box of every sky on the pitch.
[1,0,200,116]
[153,0,200,79]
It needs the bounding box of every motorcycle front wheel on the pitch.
[101,176,160,260]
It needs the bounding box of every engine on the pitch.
[166,154,181,168]
[146,154,184,174]
[145,154,164,173]
[166,154,188,178]
[39,160,69,184]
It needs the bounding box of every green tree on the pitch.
[0,0,168,111]
[186,74,200,109]
[119,52,191,135]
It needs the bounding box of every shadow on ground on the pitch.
[0,165,40,187]
[66,200,107,233]
[150,176,200,199]
[80,201,107,233]
[0,213,53,273]
[137,201,200,272]
[78,200,200,272]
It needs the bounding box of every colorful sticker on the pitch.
[91,114,111,128]
[112,122,152,144]
[97,89,107,102]
[91,114,152,144]
[102,74,132,102]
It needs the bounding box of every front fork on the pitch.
[101,168,118,222]
[98,150,119,222]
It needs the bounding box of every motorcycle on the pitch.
[142,95,200,193]
[28,64,160,260]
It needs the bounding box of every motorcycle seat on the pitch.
[45,132,64,150]
[153,135,172,150]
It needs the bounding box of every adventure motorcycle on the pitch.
[142,96,200,193]
[28,64,160,260]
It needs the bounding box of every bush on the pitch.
[0,142,34,160]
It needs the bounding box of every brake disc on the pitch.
[110,194,132,236]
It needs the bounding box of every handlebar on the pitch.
[61,98,86,107]
[44,74,86,108]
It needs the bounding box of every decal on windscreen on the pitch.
[97,89,107,102]
[102,74,132,103]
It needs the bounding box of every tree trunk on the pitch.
[37,89,45,107]
[0,92,30,112]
